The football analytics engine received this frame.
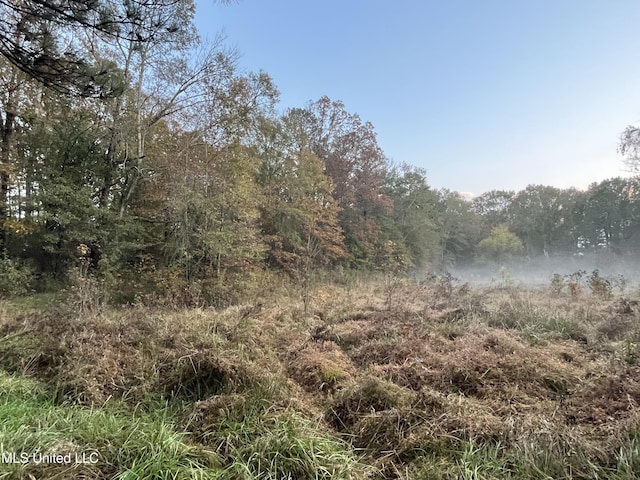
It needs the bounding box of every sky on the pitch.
[194,0,640,197]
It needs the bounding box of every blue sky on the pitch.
[194,0,640,196]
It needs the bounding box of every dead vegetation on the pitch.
[1,275,640,478]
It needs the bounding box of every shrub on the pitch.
[0,255,33,297]
[565,270,586,300]
[550,273,564,296]
[476,225,524,263]
[587,269,612,300]
[63,269,109,314]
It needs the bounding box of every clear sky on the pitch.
[194,0,640,196]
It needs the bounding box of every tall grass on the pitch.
[2,278,640,479]
[0,371,221,479]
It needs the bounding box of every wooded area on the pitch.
[1,0,639,306]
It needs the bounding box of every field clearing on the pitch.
[0,276,639,479]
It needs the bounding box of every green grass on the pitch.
[488,294,587,344]
[0,371,222,479]
[400,435,640,480]
[3,292,63,313]
[0,370,371,479]
[185,390,372,480]
[215,410,369,480]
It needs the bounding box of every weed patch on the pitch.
[287,341,356,393]
[1,281,640,478]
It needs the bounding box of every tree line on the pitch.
[0,0,639,304]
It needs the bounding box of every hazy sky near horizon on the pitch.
[194,0,640,196]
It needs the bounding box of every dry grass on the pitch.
[1,274,640,478]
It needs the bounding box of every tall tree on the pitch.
[7,91,107,276]
[577,178,640,254]
[437,190,484,268]
[150,64,278,301]
[254,115,345,274]
[0,58,32,252]
[86,0,200,216]
[0,0,233,96]
[385,164,440,270]
[471,190,515,232]
[508,185,576,257]
[282,97,392,265]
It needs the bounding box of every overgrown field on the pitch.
[1,275,639,479]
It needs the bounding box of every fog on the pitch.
[449,252,640,290]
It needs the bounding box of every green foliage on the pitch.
[385,164,441,270]
[3,0,640,311]
[437,190,485,267]
[577,177,640,252]
[489,294,586,342]
[476,225,524,263]
[508,185,579,256]
[0,255,33,297]
[161,140,266,293]
[258,147,345,272]
[471,190,514,230]
[280,98,394,267]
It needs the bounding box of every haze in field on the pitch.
[451,253,640,289]
[196,0,640,196]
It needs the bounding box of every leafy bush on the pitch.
[476,225,523,263]
[0,255,34,297]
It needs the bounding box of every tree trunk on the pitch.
[0,105,16,253]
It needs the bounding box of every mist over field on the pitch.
[451,252,640,288]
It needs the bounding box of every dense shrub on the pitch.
[0,255,33,297]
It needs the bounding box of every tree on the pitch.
[577,178,640,253]
[143,62,278,305]
[436,190,484,268]
[0,0,233,96]
[0,0,264,289]
[619,125,640,173]
[385,164,440,270]
[476,225,524,263]
[280,98,392,266]
[508,185,577,256]
[0,57,34,252]
[7,91,107,277]
[255,116,345,275]
[471,190,515,231]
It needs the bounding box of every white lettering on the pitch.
[1,452,17,464]
[1,450,99,465]
[75,451,100,464]
[31,452,72,464]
